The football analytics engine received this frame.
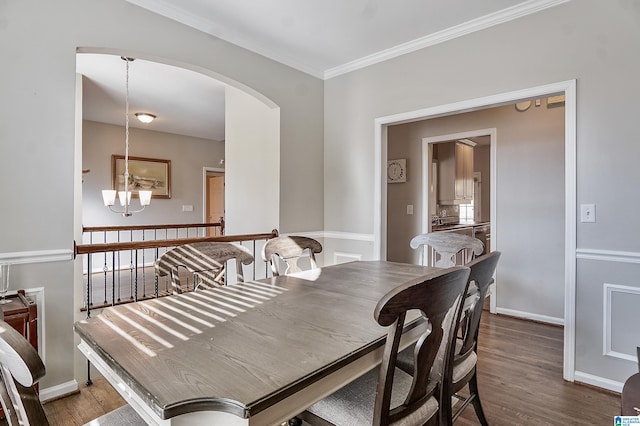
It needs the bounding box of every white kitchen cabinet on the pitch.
[438,141,474,204]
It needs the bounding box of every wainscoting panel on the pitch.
[603,283,640,362]
[321,232,375,267]
[576,250,640,390]
[333,251,362,265]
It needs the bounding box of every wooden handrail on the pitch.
[75,230,279,256]
[83,222,223,233]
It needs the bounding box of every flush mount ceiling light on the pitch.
[101,57,152,217]
[135,112,156,124]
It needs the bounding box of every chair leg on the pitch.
[440,383,454,426]
[469,373,489,426]
[288,416,303,426]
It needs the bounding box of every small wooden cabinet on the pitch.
[0,290,38,419]
[1,290,38,352]
[438,141,474,204]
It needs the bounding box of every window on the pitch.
[459,201,474,222]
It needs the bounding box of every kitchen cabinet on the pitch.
[438,141,474,204]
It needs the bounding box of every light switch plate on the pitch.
[407,205,413,215]
[580,204,596,223]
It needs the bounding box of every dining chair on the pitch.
[410,232,484,267]
[155,241,254,293]
[262,235,322,426]
[261,235,322,276]
[0,321,145,426]
[621,346,640,416]
[299,266,470,426]
[397,251,501,426]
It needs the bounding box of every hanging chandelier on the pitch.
[102,57,152,217]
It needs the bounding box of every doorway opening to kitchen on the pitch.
[420,129,496,311]
[376,79,576,381]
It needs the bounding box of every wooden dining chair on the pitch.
[0,321,145,425]
[261,235,322,276]
[411,232,484,267]
[621,346,640,416]
[397,251,501,426]
[299,266,470,426]
[155,241,254,293]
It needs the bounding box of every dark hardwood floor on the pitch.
[41,313,620,425]
[456,314,619,425]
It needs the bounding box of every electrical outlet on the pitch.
[182,205,194,212]
[407,205,413,215]
[580,204,596,223]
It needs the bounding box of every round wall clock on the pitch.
[515,100,532,112]
[387,159,406,183]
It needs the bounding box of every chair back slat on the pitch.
[456,251,501,358]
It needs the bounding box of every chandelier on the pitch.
[102,57,152,216]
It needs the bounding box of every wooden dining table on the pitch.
[74,260,437,425]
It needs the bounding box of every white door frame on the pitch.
[374,79,577,381]
[202,166,225,231]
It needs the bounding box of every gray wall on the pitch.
[324,1,640,388]
[386,103,565,322]
[82,120,225,227]
[1,0,323,391]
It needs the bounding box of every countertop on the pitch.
[432,221,490,232]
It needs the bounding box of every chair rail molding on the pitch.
[577,248,640,264]
[322,231,375,241]
[0,249,73,265]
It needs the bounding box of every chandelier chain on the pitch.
[101,56,151,216]
[124,57,131,215]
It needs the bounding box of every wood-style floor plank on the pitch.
[40,313,621,425]
[42,377,126,425]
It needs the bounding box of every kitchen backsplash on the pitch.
[436,204,459,218]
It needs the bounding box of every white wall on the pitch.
[323,1,640,389]
[225,87,280,235]
[82,120,225,227]
[1,0,323,392]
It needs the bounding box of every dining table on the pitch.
[74,260,438,425]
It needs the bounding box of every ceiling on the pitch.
[77,0,567,141]
[77,54,227,141]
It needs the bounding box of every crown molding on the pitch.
[324,0,571,79]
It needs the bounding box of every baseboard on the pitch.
[574,370,623,393]
[495,307,564,326]
[40,379,79,402]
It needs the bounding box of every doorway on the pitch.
[203,167,225,236]
[375,80,577,381]
[420,129,496,312]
